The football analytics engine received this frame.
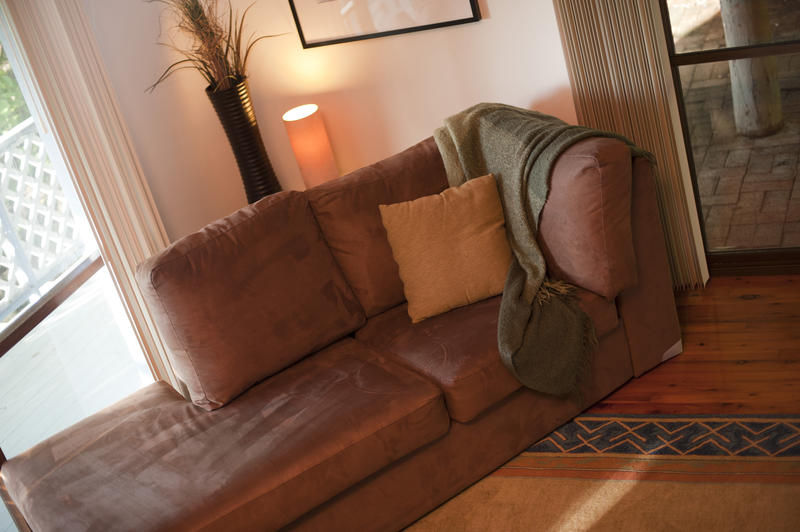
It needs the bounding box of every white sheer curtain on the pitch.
[0,0,180,389]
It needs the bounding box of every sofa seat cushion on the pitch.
[356,296,517,423]
[355,289,619,423]
[0,339,448,532]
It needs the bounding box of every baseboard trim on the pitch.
[708,248,800,276]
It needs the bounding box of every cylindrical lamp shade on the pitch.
[282,104,338,189]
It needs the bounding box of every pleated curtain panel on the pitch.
[553,0,709,289]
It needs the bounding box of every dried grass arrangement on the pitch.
[148,0,282,202]
[149,0,273,92]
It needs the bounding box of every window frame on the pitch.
[658,0,800,273]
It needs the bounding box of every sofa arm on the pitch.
[616,157,682,375]
[538,137,638,300]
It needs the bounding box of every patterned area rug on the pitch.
[496,415,800,485]
[527,415,800,457]
[408,415,800,531]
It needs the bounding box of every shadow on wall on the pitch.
[529,87,578,124]
[305,84,580,184]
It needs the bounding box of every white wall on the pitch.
[80,0,576,241]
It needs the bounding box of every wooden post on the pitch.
[720,0,783,137]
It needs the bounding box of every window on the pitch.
[661,0,800,267]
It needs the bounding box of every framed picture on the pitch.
[288,0,482,48]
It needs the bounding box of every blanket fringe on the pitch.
[535,279,573,306]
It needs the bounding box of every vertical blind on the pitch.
[553,0,708,289]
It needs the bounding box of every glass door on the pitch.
[0,35,153,532]
[661,0,800,269]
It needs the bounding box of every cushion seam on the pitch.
[305,193,368,326]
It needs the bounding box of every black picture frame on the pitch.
[288,0,482,49]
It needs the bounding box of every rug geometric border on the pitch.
[527,415,800,458]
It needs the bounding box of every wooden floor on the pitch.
[588,274,800,415]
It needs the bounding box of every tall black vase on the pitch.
[206,77,281,203]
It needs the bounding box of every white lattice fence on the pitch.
[0,118,86,325]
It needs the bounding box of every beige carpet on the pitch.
[408,476,800,531]
[408,415,800,531]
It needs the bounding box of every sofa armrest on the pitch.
[538,137,638,300]
[616,157,682,375]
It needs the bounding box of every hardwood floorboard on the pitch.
[589,274,800,415]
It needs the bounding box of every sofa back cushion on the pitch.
[306,137,448,317]
[137,191,365,410]
[539,137,638,300]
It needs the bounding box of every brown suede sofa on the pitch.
[0,135,681,531]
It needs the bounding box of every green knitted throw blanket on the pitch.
[434,103,651,396]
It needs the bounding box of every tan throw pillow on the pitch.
[379,174,512,323]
